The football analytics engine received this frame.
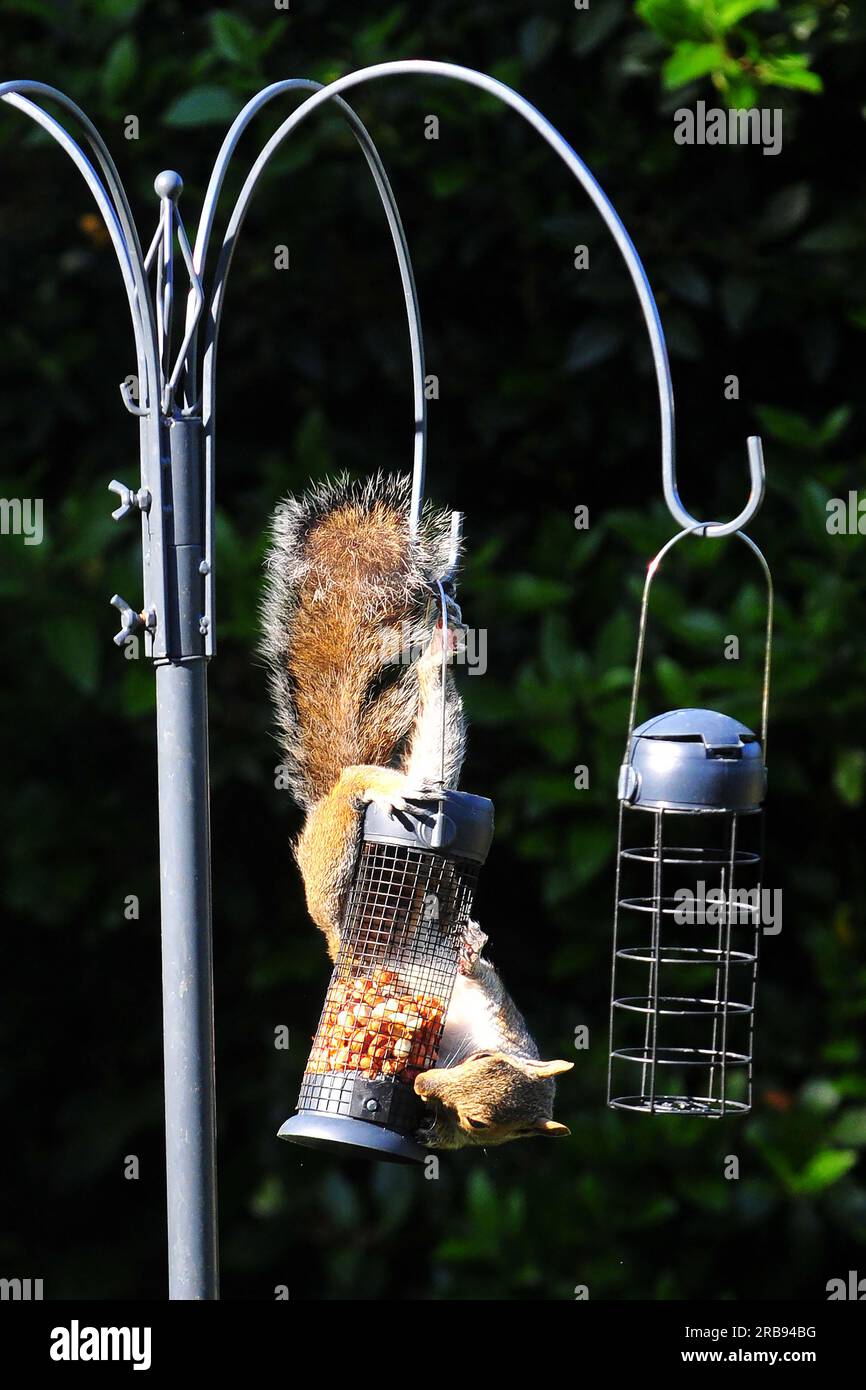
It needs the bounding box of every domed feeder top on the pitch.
[619,707,766,813]
[362,788,495,860]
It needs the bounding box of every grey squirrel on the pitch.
[261,473,572,1149]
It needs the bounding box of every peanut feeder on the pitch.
[280,789,494,1162]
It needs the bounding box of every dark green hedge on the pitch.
[0,0,864,1299]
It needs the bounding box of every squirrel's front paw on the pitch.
[356,767,409,817]
[418,601,466,674]
[458,919,488,975]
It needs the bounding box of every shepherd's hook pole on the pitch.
[0,75,431,1300]
[0,81,221,1297]
[1,61,767,1300]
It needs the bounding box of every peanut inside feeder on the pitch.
[279,789,494,1163]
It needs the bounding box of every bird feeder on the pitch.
[608,528,773,1118]
[280,789,494,1162]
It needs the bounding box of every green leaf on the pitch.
[673,608,726,644]
[754,405,820,449]
[719,274,760,333]
[832,1109,866,1147]
[817,404,852,445]
[756,183,811,241]
[566,822,616,890]
[92,0,143,17]
[757,53,823,93]
[571,0,626,56]
[102,35,138,102]
[354,7,408,61]
[663,41,728,89]
[798,222,863,254]
[209,11,259,66]
[430,164,471,198]
[501,574,572,612]
[40,616,100,695]
[636,0,709,45]
[654,655,695,707]
[163,86,238,128]
[724,76,760,108]
[249,1173,285,1218]
[833,749,866,807]
[717,0,778,24]
[520,16,560,67]
[565,320,624,371]
[792,1149,858,1194]
[822,1039,860,1065]
[121,664,156,717]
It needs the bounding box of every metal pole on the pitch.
[155,413,217,1299]
[156,655,217,1299]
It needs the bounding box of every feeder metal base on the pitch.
[609,1094,750,1118]
[278,1112,427,1164]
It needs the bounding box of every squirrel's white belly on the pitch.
[437,974,501,1067]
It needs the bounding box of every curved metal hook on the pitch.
[187,77,425,509]
[625,523,774,762]
[206,60,764,540]
[196,79,429,655]
[0,80,160,414]
[0,80,168,638]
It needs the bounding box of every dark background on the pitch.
[1,0,864,1300]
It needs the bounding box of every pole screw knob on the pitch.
[108,479,151,522]
[110,593,146,647]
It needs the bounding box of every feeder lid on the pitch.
[363,788,494,863]
[619,707,766,812]
[633,708,756,745]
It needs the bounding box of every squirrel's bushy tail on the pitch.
[261,472,456,810]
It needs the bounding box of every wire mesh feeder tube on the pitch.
[280,790,494,1163]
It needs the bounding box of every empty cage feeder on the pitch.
[607,527,773,1120]
[608,709,766,1118]
[280,790,494,1162]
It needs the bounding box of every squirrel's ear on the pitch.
[525,1059,574,1078]
[534,1119,571,1137]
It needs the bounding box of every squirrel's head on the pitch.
[414,1051,573,1149]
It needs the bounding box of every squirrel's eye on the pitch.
[467,1117,487,1130]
